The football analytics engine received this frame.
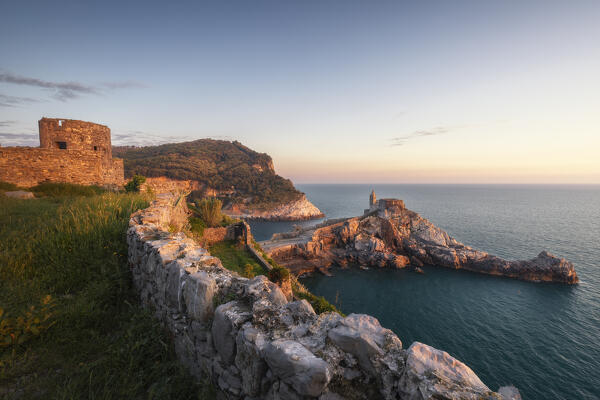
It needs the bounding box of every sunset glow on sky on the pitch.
[1,1,599,183]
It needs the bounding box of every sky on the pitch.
[1,0,599,184]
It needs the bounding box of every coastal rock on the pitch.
[398,342,496,400]
[498,385,522,400]
[223,194,325,221]
[262,195,578,284]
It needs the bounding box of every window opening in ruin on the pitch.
[58,120,63,127]
[94,146,98,151]
[57,141,67,149]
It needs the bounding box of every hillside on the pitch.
[113,139,302,207]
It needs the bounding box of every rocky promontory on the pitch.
[261,193,578,284]
[223,193,325,221]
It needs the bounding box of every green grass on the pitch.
[0,192,213,399]
[208,240,267,278]
[29,182,106,198]
[0,182,21,193]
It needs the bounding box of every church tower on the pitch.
[369,189,376,207]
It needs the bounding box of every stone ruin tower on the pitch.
[39,118,113,161]
[0,118,125,187]
[369,189,376,207]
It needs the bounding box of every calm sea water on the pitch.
[249,184,600,400]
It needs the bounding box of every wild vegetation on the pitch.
[114,139,303,206]
[0,185,212,399]
[208,241,267,278]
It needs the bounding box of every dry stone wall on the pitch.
[127,193,520,400]
[0,147,124,188]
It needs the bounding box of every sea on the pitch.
[248,184,600,400]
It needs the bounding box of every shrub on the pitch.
[189,217,206,237]
[124,174,146,192]
[295,292,340,314]
[30,182,105,197]
[0,181,21,192]
[196,197,223,227]
[243,264,255,278]
[268,265,290,284]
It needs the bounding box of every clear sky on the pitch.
[1,0,599,184]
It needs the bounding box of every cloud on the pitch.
[0,72,97,101]
[0,93,41,107]
[101,81,147,90]
[0,132,38,146]
[391,126,450,147]
[0,120,17,127]
[0,72,145,102]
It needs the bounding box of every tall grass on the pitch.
[0,193,212,399]
[194,197,223,227]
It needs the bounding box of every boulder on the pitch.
[235,325,268,397]
[498,385,522,400]
[328,314,401,374]
[212,301,252,364]
[398,342,494,400]
[183,271,217,322]
[263,339,331,397]
[4,190,34,199]
[244,275,288,307]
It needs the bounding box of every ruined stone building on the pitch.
[0,118,124,187]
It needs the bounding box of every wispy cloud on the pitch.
[0,71,145,102]
[391,126,449,147]
[0,93,41,107]
[111,130,234,147]
[101,81,147,90]
[0,132,38,146]
[0,120,17,127]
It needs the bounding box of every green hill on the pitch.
[113,139,302,206]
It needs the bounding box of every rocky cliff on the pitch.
[115,139,324,220]
[127,193,520,399]
[261,197,578,284]
[223,193,325,221]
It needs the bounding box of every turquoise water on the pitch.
[249,184,600,400]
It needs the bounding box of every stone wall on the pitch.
[0,147,124,188]
[127,193,519,399]
[0,118,124,187]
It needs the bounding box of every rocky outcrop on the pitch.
[223,193,325,221]
[128,193,516,399]
[261,199,578,284]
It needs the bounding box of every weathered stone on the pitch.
[263,339,331,397]
[183,271,217,322]
[398,342,494,400]
[235,325,268,397]
[212,301,252,365]
[498,385,522,400]
[3,190,34,199]
[244,275,288,307]
[328,314,401,374]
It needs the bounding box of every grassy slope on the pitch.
[208,240,267,278]
[0,192,213,399]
